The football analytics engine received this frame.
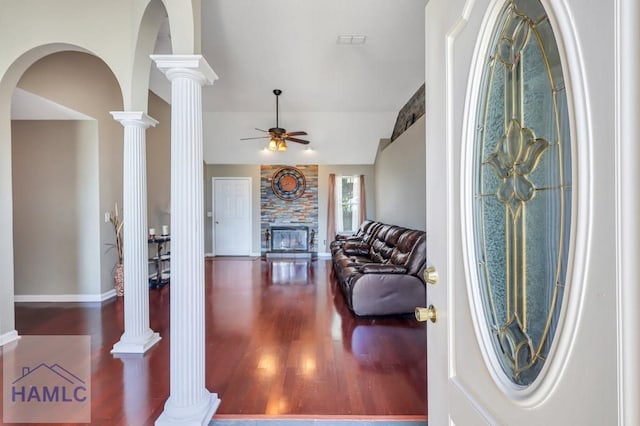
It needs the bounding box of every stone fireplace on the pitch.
[261,165,318,258]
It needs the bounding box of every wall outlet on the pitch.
[104,212,111,223]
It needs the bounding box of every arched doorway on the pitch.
[11,51,124,301]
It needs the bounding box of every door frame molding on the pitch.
[211,177,252,256]
[616,0,640,423]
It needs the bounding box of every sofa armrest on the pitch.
[335,232,362,241]
[334,234,352,241]
[362,264,407,274]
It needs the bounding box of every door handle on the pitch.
[415,305,438,323]
[423,265,438,285]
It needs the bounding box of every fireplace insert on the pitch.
[270,226,309,252]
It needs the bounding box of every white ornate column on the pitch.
[110,111,161,354]
[151,55,220,425]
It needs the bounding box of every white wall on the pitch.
[147,91,171,232]
[374,115,426,231]
[75,120,101,297]
[12,120,99,296]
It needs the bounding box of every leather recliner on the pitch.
[330,220,426,316]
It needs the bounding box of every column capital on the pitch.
[110,111,159,129]
[150,54,218,86]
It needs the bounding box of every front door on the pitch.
[424,0,637,424]
[212,177,252,256]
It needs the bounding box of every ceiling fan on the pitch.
[240,89,309,151]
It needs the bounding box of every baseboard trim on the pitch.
[15,289,117,303]
[0,330,20,347]
[205,253,261,258]
[101,289,117,301]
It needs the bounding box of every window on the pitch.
[471,0,572,386]
[335,175,360,233]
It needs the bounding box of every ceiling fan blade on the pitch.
[255,128,270,133]
[286,131,308,137]
[285,137,310,144]
[240,136,270,140]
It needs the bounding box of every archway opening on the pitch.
[11,51,124,301]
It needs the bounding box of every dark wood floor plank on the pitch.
[1,258,427,424]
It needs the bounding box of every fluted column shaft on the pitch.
[151,55,220,425]
[110,112,161,354]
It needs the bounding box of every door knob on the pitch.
[423,265,438,285]
[415,305,438,323]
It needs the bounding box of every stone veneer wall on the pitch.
[261,165,319,254]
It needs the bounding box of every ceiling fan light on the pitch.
[242,90,310,150]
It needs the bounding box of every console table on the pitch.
[148,235,170,288]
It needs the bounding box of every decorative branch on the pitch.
[107,202,123,264]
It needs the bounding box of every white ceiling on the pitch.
[12,1,426,165]
[200,0,426,114]
[196,0,426,164]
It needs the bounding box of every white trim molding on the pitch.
[615,0,640,423]
[14,290,117,303]
[0,330,20,347]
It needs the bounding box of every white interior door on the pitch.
[212,178,252,256]
[424,0,638,424]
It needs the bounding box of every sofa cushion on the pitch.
[384,226,406,246]
[391,230,426,275]
[342,241,370,256]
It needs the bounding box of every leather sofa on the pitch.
[330,220,426,316]
[329,219,376,255]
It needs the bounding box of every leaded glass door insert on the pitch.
[472,0,572,386]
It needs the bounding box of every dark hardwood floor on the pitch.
[2,258,427,425]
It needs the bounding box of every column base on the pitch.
[111,331,161,354]
[155,392,221,426]
[0,330,19,347]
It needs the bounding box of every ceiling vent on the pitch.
[336,35,367,45]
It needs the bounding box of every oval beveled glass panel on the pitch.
[472,0,572,386]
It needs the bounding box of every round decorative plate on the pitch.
[272,166,306,200]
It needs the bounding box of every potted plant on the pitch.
[108,202,124,296]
